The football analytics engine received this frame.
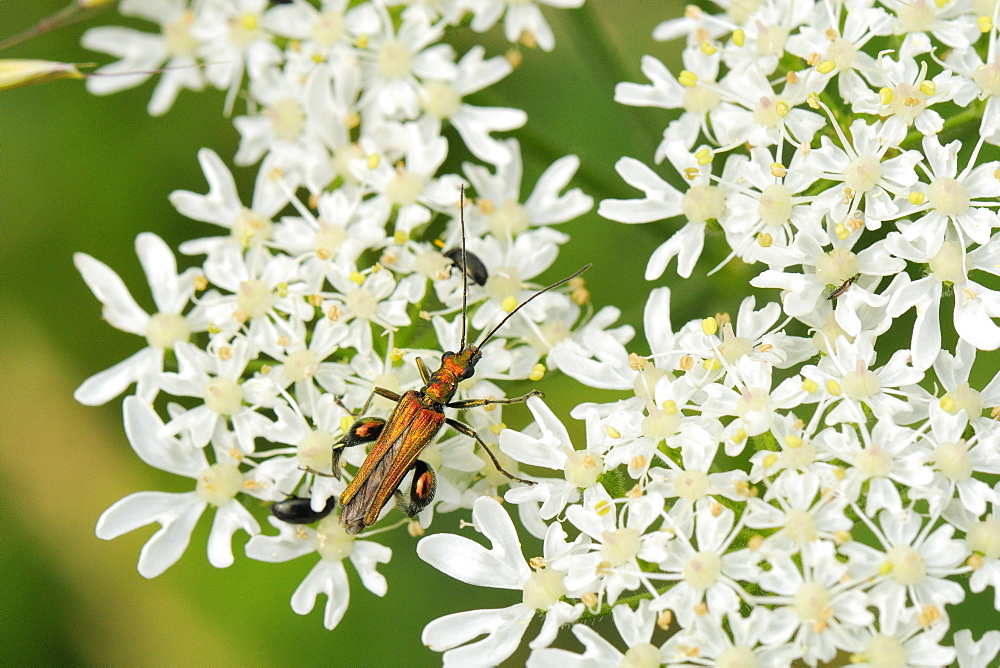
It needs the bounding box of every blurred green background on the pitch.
[2,1,996,665]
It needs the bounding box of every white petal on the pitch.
[74,252,149,334]
[417,497,530,589]
[207,501,260,568]
[422,605,532,666]
[96,490,206,578]
[74,347,162,406]
[291,559,350,630]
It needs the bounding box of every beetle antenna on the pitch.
[476,263,592,348]
[459,185,469,351]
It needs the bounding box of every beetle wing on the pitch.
[339,391,446,532]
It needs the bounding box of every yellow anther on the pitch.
[909,190,926,205]
[817,60,836,74]
[785,434,803,448]
[490,423,506,435]
[695,148,713,165]
[662,399,678,414]
[678,70,699,87]
[366,153,380,169]
[919,80,936,96]
[826,379,842,396]
[939,395,956,413]
[702,316,719,336]
[806,92,821,109]
[802,378,818,393]
[879,87,893,105]
[979,16,993,32]
[500,296,518,312]
[605,426,621,439]
[683,166,700,180]
[763,453,778,468]
[775,101,790,117]
[732,28,745,46]
[389,347,405,362]
[770,162,787,178]
[628,353,647,371]
[731,428,747,443]
[594,499,612,516]
[700,41,717,55]
[529,364,545,381]
[835,223,850,240]
[758,233,774,247]
[393,229,408,244]
[349,271,365,285]
[194,275,209,291]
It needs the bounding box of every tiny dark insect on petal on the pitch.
[827,275,858,301]
[443,248,489,286]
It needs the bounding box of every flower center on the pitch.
[377,38,414,79]
[843,154,882,193]
[927,176,970,218]
[681,184,726,223]
[522,568,567,610]
[421,80,462,120]
[195,463,243,506]
[298,429,335,471]
[933,440,972,481]
[674,470,710,500]
[487,198,530,237]
[230,207,273,247]
[793,581,831,623]
[886,545,926,585]
[929,240,965,285]
[785,508,818,543]
[856,442,892,478]
[385,169,425,206]
[814,247,859,286]
[758,183,793,227]
[204,377,244,416]
[311,11,345,48]
[563,447,604,487]
[967,516,1000,558]
[683,550,721,590]
[266,98,305,141]
[145,312,191,349]
[285,349,320,382]
[600,528,640,567]
[314,515,354,561]
[827,38,858,71]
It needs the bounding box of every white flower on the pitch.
[74,233,207,405]
[96,397,261,577]
[82,0,206,115]
[170,148,287,254]
[417,497,584,666]
[464,0,585,52]
[245,514,392,630]
[527,599,663,667]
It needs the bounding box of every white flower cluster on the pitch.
[74,0,591,632]
[415,0,1000,666]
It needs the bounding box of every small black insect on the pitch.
[443,247,489,286]
[827,274,858,301]
[271,496,337,524]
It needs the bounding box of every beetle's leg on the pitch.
[445,417,536,486]
[358,386,403,415]
[327,416,386,479]
[446,389,543,410]
[393,460,437,517]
